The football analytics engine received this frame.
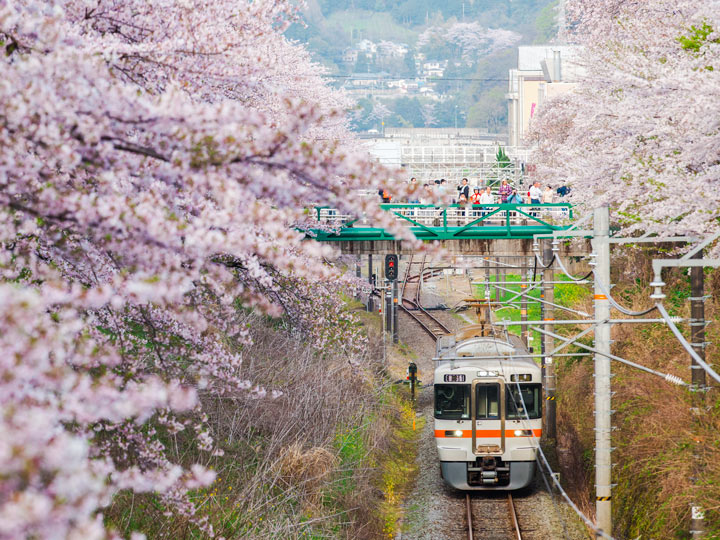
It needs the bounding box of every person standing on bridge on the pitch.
[507,188,524,204]
[457,177,470,201]
[456,193,469,225]
[499,179,512,203]
[408,177,420,204]
[529,181,542,218]
[529,181,542,204]
[378,188,392,203]
[479,186,494,221]
[470,187,482,217]
[542,185,554,204]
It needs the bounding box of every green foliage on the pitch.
[678,22,716,53]
[496,145,511,168]
[534,1,558,43]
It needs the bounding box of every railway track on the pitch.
[466,492,523,540]
[399,254,451,340]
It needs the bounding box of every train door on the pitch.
[470,378,506,456]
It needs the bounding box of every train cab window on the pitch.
[506,384,542,419]
[434,384,470,419]
[475,384,500,419]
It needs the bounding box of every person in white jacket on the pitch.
[479,186,494,204]
[479,186,495,221]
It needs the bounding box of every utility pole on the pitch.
[385,278,392,340]
[367,255,374,312]
[690,250,706,538]
[593,205,612,537]
[543,240,556,440]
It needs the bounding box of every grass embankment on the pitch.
[551,259,720,538]
[474,273,591,346]
[106,309,422,539]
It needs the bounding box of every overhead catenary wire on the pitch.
[510,378,617,540]
[553,252,594,283]
[488,321,607,538]
[593,275,657,317]
[657,303,720,385]
[531,325,688,386]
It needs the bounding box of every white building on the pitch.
[506,46,584,147]
[342,48,358,64]
[422,61,446,78]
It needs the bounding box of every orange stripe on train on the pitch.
[434,429,542,438]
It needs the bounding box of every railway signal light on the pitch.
[385,254,398,281]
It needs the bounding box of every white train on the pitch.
[434,315,542,490]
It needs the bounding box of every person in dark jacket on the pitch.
[457,177,470,201]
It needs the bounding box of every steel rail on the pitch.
[465,494,474,540]
[398,255,452,340]
[508,493,523,540]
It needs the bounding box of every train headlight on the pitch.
[514,429,533,437]
[444,430,464,437]
[510,374,532,382]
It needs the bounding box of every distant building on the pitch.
[356,39,377,54]
[506,46,584,147]
[342,48,358,64]
[422,61,446,78]
[377,40,408,60]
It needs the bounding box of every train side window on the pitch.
[506,384,542,419]
[434,384,470,419]
[476,384,499,419]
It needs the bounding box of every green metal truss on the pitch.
[308,203,574,242]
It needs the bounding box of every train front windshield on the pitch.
[434,384,470,419]
[434,383,542,420]
[434,384,500,420]
[506,384,541,419]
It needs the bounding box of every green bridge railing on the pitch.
[309,203,574,242]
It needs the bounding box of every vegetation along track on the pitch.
[466,492,523,540]
[399,254,451,340]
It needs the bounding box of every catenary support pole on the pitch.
[593,205,612,537]
[386,279,392,342]
[392,279,399,344]
[690,251,706,539]
[543,240,556,440]
[367,255,374,312]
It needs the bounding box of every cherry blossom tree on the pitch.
[417,22,521,63]
[528,0,720,241]
[0,1,408,537]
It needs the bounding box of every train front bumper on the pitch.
[440,461,535,491]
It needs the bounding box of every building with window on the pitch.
[506,46,584,147]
